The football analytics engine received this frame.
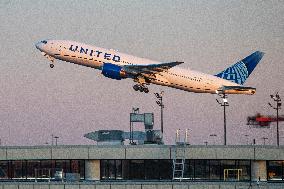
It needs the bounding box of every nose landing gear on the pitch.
[42,53,55,68]
[133,84,149,93]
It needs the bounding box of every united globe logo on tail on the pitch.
[215,51,264,85]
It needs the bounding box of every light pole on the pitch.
[268,92,281,146]
[209,134,217,145]
[261,137,268,145]
[51,134,54,146]
[155,91,164,134]
[216,94,229,145]
[54,136,59,146]
[51,134,59,146]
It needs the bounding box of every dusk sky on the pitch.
[0,0,283,146]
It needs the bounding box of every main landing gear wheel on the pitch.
[139,87,144,92]
[50,64,54,68]
[143,88,149,93]
[133,84,140,91]
[133,84,149,93]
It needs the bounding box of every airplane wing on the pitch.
[216,86,256,95]
[122,61,184,75]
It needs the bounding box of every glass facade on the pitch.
[0,160,85,181]
[0,159,254,182]
[100,160,172,180]
[100,159,250,181]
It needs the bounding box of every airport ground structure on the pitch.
[0,145,284,189]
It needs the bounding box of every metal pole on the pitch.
[269,93,281,146]
[216,93,228,146]
[224,95,227,146]
[129,116,132,144]
[155,92,164,135]
[161,96,164,134]
[277,103,279,146]
[130,113,133,144]
[54,136,59,146]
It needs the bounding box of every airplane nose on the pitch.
[35,41,43,51]
[35,40,48,51]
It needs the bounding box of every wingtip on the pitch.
[256,51,265,57]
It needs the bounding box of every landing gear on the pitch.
[133,84,140,91]
[139,87,144,92]
[42,53,55,68]
[143,87,149,93]
[133,84,149,93]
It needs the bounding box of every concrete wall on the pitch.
[0,145,284,160]
[85,160,100,180]
[0,182,283,189]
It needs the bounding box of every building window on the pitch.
[184,160,194,179]
[209,160,221,180]
[10,161,25,179]
[121,160,130,180]
[221,160,250,181]
[101,159,173,181]
[194,160,210,180]
[26,160,40,179]
[100,160,119,180]
[130,160,145,180]
[159,160,172,180]
[268,161,283,181]
[0,161,9,179]
[145,160,160,180]
[115,160,122,179]
[0,160,85,181]
[108,160,116,179]
[100,160,108,180]
[237,160,251,181]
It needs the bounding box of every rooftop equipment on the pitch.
[84,109,163,145]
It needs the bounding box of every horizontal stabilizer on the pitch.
[217,86,256,95]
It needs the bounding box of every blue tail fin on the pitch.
[215,51,264,85]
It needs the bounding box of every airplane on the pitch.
[35,40,264,95]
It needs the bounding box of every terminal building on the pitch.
[0,112,283,189]
[0,144,284,189]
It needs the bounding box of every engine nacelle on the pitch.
[101,63,127,80]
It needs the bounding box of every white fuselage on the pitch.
[36,40,241,94]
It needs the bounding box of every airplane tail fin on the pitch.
[215,51,264,85]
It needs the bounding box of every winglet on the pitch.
[215,51,264,85]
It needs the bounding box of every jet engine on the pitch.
[101,63,127,80]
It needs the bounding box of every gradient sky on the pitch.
[0,0,283,146]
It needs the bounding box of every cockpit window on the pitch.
[41,40,47,44]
